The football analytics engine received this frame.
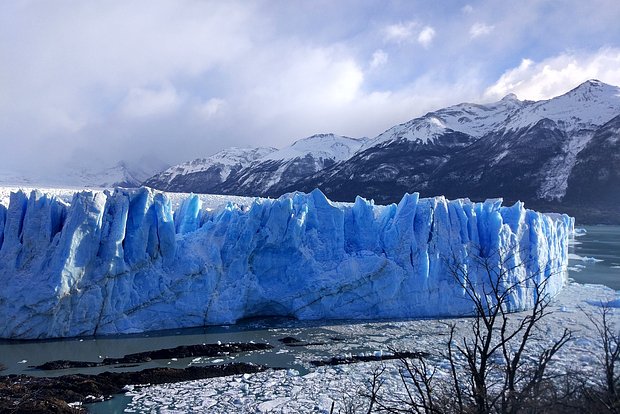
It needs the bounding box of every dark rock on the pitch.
[310,351,427,367]
[34,342,273,371]
[277,336,325,347]
[0,363,269,414]
[36,360,101,370]
[278,336,303,344]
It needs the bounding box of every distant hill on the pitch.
[0,157,169,189]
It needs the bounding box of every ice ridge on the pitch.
[0,188,573,339]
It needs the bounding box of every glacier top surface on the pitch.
[0,186,260,213]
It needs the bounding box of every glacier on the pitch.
[0,187,573,339]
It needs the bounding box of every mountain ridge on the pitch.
[114,80,620,223]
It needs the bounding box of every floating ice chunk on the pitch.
[574,228,588,236]
[569,253,603,263]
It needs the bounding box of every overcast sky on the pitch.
[2,0,620,174]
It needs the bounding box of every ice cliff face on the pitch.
[0,187,572,339]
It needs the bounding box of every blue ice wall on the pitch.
[0,188,573,339]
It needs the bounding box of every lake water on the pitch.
[0,225,617,412]
[568,225,620,290]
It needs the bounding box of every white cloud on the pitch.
[120,84,181,118]
[383,21,417,43]
[370,49,388,69]
[242,46,365,117]
[485,48,620,100]
[417,26,436,48]
[323,59,365,104]
[462,5,474,14]
[384,22,436,48]
[194,98,225,120]
[470,22,495,38]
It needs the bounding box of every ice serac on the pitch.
[0,187,573,339]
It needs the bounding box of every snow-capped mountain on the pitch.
[262,133,365,162]
[145,80,620,223]
[143,147,277,193]
[0,157,168,189]
[361,79,619,150]
[146,133,367,196]
[360,91,527,149]
[285,80,620,222]
[561,113,620,222]
[504,79,620,132]
[69,160,168,188]
[215,134,366,197]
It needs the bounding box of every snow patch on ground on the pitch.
[537,130,595,200]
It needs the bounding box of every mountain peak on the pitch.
[569,79,617,95]
[501,92,520,102]
[306,133,337,139]
[263,133,366,163]
[583,79,603,87]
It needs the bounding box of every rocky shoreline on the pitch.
[0,362,268,413]
[1,341,274,413]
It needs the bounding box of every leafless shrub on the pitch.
[359,245,574,414]
[577,302,620,413]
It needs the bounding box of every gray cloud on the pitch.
[1,0,620,176]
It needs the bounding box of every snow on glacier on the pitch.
[0,187,573,339]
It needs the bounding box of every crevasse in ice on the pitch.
[0,187,573,339]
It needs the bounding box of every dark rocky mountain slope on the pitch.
[145,80,620,223]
